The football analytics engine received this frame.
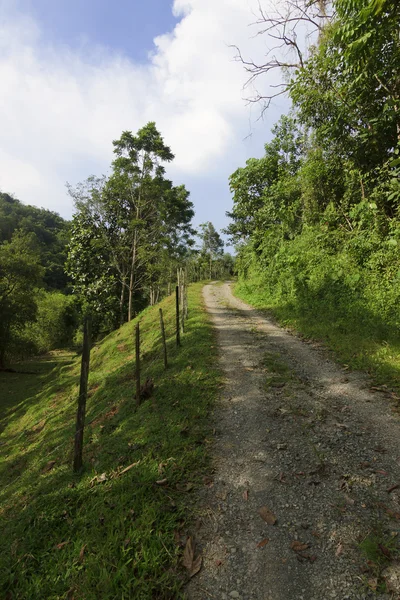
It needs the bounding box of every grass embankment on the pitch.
[234,279,400,393]
[0,283,220,599]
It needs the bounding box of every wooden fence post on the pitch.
[183,268,188,321]
[159,308,168,369]
[73,316,92,473]
[176,286,181,347]
[135,322,141,406]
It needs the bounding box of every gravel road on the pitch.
[186,282,400,600]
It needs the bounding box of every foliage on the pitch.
[26,292,78,354]
[0,231,44,367]
[0,283,221,599]
[229,0,400,388]
[67,123,195,329]
[0,192,70,290]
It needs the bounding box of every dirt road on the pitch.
[187,282,400,600]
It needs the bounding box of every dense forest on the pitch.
[0,124,232,367]
[229,0,400,380]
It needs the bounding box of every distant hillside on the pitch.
[0,192,70,290]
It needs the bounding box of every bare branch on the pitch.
[233,0,331,112]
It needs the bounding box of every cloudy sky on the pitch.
[0,0,289,237]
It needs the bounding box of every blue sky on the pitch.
[16,0,179,62]
[0,0,288,245]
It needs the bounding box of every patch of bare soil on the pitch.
[186,282,400,600]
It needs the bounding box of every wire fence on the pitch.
[0,273,190,493]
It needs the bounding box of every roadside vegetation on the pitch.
[0,284,221,599]
[228,0,400,391]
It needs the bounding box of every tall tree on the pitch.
[67,123,195,327]
[199,222,224,279]
[110,123,174,321]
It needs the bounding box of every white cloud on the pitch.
[0,0,289,220]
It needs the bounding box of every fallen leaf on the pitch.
[256,538,269,548]
[291,541,309,552]
[79,545,86,562]
[155,478,168,486]
[368,578,378,591]
[376,469,388,476]
[311,531,320,538]
[374,445,387,453]
[203,476,213,487]
[243,490,249,501]
[119,461,140,476]
[336,543,343,557]
[182,537,202,578]
[42,460,56,473]
[387,484,400,494]
[309,555,317,563]
[259,506,277,525]
[215,559,223,566]
[90,472,108,487]
[216,490,227,501]
[379,544,391,559]
[386,508,400,520]
[55,541,69,550]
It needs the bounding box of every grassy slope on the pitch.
[234,280,400,393]
[0,283,220,600]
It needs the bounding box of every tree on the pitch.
[110,123,175,321]
[226,116,304,245]
[0,192,70,290]
[67,123,195,328]
[0,231,44,367]
[199,222,224,279]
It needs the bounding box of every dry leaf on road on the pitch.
[256,538,269,548]
[182,537,202,578]
[259,506,276,525]
[291,541,309,552]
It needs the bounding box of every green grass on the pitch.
[0,283,221,600]
[234,280,400,393]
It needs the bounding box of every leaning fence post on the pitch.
[159,308,168,369]
[73,315,92,473]
[176,286,181,347]
[135,322,141,406]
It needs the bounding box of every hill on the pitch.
[0,283,220,599]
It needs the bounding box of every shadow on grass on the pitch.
[0,352,75,433]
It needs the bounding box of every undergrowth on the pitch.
[0,283,220,599]
[234,227,400,392]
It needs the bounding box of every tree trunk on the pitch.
[119,279,126,326]
[128,231,138,322]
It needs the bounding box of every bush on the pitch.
[25,291,78,354]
